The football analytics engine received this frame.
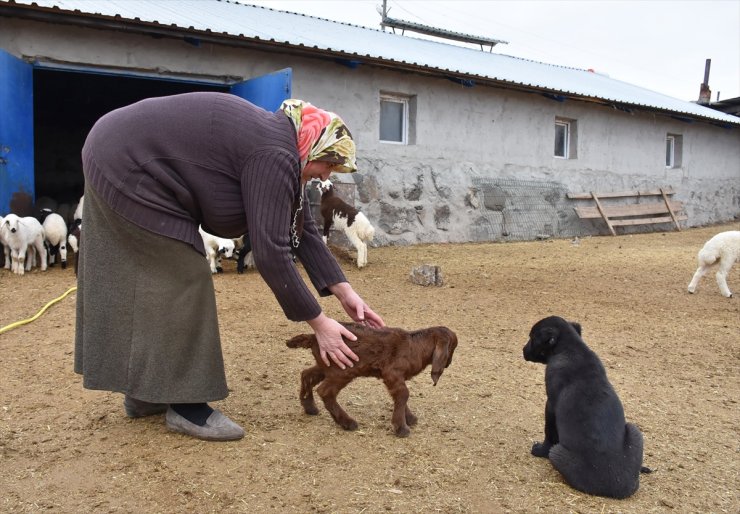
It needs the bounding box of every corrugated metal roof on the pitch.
[6,0,739,125]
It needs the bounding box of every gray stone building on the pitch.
[1,0,738,244]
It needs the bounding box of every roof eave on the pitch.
[2,2,738,127]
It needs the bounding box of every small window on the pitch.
[554,121,569,158]
[380,94,408,144]
[554,118,577,159]
[666,134,683,168]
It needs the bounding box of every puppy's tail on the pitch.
[286,334,315,349]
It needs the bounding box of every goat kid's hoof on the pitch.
[394,426,411,438]
[340,420,359,431]
[406,413,418,426]
[303,405,320,416]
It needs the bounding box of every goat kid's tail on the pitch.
[286,334,315,349]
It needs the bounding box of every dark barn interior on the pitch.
[32,69,226,220]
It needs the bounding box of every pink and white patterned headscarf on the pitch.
[280,99,357,173]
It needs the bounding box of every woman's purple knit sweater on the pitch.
[82,92,346,321]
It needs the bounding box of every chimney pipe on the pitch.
[698,58,711,105]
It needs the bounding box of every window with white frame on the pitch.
[380,94,409,144]
[666,134,683,168]
[554,118,577,159]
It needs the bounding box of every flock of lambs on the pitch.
[0,178,378,277]
[0,197,83,275]
[1,179,737,298]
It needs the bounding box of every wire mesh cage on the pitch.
[472,177,578,241]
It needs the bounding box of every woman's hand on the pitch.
[329,282,385,328]
[306,313,359,369]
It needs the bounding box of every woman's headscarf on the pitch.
[280,99,357,173]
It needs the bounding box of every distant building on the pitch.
[1,0,738,242]
[709,97,740,118]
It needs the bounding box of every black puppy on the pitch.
[523,316,648,499]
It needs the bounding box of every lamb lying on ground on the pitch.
[687,230,740,298]
[286,323,458,437]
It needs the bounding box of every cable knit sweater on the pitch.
[82,92,346,321]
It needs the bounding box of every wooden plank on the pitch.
[569,187,686,235]
[660,187,682,231]
[610,214,688,227]
[567,186,676,200]
[590,192,616,236]
[574,201,684,219]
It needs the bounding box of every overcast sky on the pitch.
[244,0,740,103]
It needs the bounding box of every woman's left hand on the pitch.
[329,282,385,328]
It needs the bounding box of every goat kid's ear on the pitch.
[431,339,450,386]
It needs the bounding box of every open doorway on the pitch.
[32,69,227,219]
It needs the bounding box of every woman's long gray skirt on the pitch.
[74,187,228,403]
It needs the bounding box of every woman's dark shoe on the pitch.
[165,407,245,441]
[123,395,168,418]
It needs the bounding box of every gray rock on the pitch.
[409,264,444,287]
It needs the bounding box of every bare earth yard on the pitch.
[1,222,738,513]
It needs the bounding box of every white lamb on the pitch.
[199,226,235,273]
[687,230,740,298]
[0,215,8,269]
[67,195,84,255]
[73,195,84,222]
[317,179,375,268]
[40,209,69,269]
[1,213,47,275]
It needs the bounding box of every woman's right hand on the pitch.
[306,313,359,369]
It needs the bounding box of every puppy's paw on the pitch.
[531,441,551,458]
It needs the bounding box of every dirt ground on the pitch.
[1,222,738,513]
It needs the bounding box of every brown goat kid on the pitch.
[286,323,458,437]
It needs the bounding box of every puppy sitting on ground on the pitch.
[523,316,649,499]
[286,323,457,437]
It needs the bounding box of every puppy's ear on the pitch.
[524,323,560,363]
[570,321,582,336]
[543,326,559,346]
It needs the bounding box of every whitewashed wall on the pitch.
[2,18,738,244]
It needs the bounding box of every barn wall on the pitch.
[1,18,738,242]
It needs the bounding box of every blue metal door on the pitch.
[230,68,292,111]
[0,49,34,215]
